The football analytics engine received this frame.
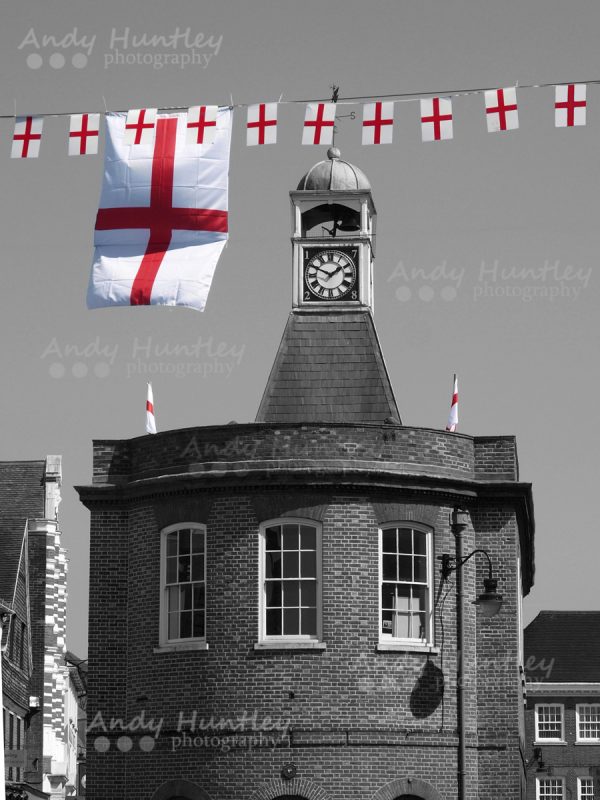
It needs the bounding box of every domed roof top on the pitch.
[297,147,371,191]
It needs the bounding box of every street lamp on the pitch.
[439,549,504,617]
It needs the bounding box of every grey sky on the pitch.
[1,0,598,657]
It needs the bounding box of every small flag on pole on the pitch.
[446,374,458,432]
[146,383,157,434]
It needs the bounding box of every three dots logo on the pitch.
[41,338,118,380]
[18,28,96,70]
[388,260,465,302]
[93,735,156,753]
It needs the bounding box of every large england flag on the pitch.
[87,108,232,311]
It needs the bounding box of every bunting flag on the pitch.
[146,383,157,434]
[420,97,453,141]
[446,374,458,432]
[69,113,100,156]
[362,101,394,145]
[186,105,218,145]
[247,103,278,146]
[302,102,336,145]
[123,108,157,146]
[11,116,43,158]
[87,108,232,311]
[555,84,586,127]
[485,88,519,132]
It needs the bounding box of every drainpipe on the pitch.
[452,508,468,800]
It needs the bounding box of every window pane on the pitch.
[382,529,396,552]
[179,529,191,555]
[301,607,317,636]
[178,557,191,583]
[537,778,564,799]
[393,613,410,638]
[180,585,192,611]
[398,555,412,581]
[282,525,299,549]
[301,550,316,577]
[537,705,563,739]
[283,551,299,578]
[397,528,412,553]
[381,610,393,634]
[265,526,281,550]
[265,581,282,607]
[266,608,281,635]
[414,612,426,639]
[382,554,396,580]
[166,556,178,584]
[180,611,192,638]
[283,580,299,607]
[193,584,205,610]
[381,583,395,609]
[578,705,600,740]
[192,610,205,638]
[192,554,204,581]
[266,552,281,578]
[166,533,178,556]
[414,556,427,583]
[300,526,316,549]
[394,585,411,611]
[167,585,179,613]
[168,612,179,639]
[300,580,316,608]
[413,585,427,611]
[413,531,427,555]
[191,531,204,554]
[283,608,300,635]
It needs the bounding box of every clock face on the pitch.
[303,248,359,302]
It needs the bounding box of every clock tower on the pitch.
[256,148,401,424]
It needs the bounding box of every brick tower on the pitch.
[77,149,535,800]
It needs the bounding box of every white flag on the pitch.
[69,113,100,156]
[87,109,232,311]
[247,103,278,146]
[146,383,156,434]
[446,375,458,432]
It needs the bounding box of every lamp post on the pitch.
[442,508,504,800]
[0,605,16,800]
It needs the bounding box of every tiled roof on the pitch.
[524,611,600,683]
[256,310,401,424]
[0,461,45,601]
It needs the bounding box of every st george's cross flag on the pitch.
[303,102,336,145]
[186,105,218,145]
[420,97,453,142]
[12,116,43,158]
[69,114,100,156]
[446,374,458,432]
[362,101,394,145]
[485,88,519,132]
[247,103,278,146]
[146,383,157,434]
[124,108,157,146]
[555,84,586,127]
[87,108,232,311]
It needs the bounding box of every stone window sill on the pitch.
[254,641,327,651]
[533,741,567,746]
[153,641,209,653]
[377,642,440,654]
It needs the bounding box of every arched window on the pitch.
[379,524,434,646]
[258,519,322,643]
[159,523,206,647]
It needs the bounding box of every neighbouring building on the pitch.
[77,148,535,800]
[524,611,600,800]
[1,456,82,800]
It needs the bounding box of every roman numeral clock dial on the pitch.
[303,248,359,302]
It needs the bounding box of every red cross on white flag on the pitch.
[11,116,43,159]
[302,102,336,145]
[485,88,519,132]
[124,108,157,146]
[446,374,458,432]
[555,84,586,127]
[420,97,453,142]
[362,101,394,145]
[186,105,218,145]
[69,113,100,156]
[146,383,157,434]
[247,103,278,146]
[88,109,232,312]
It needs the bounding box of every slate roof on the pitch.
[256,310,401,424]
[524,611,600,683]
[0,461,45,602]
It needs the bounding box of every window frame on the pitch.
[536,777,565,800]
[159,523,207,648]
[576,703,600,743]
[378,523,434,647]
[577,777,595,800]
[534,703,565,743]
[258,518,323,644]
